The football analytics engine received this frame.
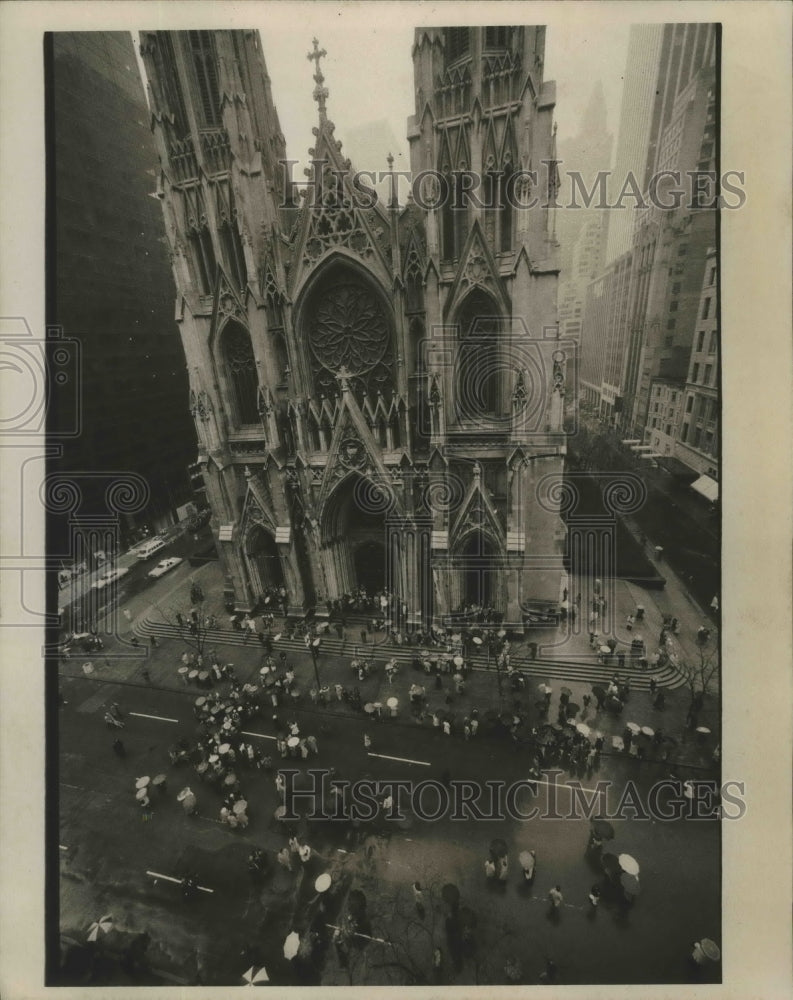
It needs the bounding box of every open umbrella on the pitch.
[538,683,552,694]
[640,726,655,738]
[472,636,483,646]
[82,662,94,675]
[233,799,248,815]
[283,932,300,960]
[363,703,375,714]
[314,873,332,893]
[518,850,536,869]
[489,838,508,859]
[621,872,641,897]
[242,965,270,985]
[626,722,641,734]
[576,722,591,737]
[497,628,507,638]
[135,776,150,790]
[696,726,711,735]
[590,818,614,840]
[87,914,113,942]
[619,853,640,876]
[700,938,721,961]
[560,686,572,698]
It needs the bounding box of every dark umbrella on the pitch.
[592,684,607,699]
[489,838,508,859]
[591,819,615,840]
[560,686,572,698]
[601,853,621,879]
[621,872,641,896]
[566,703,580,718]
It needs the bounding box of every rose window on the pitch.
[309,283,390,377]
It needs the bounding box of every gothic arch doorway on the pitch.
[457,529,499,608]
[322,474,390,597]
[245,525,284,597]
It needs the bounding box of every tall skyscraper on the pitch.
[49,32,197,543]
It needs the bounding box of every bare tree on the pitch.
[669,628,719,722]
[151,579,216,658]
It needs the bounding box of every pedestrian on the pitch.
[432,946,443,984]
[690,941,709,967]
[277,846,292,871]
[484,858,496,879]
[588,885,601,910]
[104,711,124,729]
[470,714,479,737]
[150,635,158,648]
[463,718,471,740]
[626,614,634,632]
[360,628,367,644]
[442,719,451,736]
[649,677,658,696]
[175,612,184,628]
[112,738,125,758]
[141,666,151,683]
[123,609,132,624]
[412,881,425,919]
[548,885,563,914]
[363,733,372,751]
[539,958,558,984]
[306,734,319,756]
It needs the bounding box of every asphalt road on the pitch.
[58,659,721,986]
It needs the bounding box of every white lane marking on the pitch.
[367,752,431,767]
[241,730,277,742]
[129,712,179,723]
[520,778,607,796]
[146,870,213,893]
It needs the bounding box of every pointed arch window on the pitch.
[446,28,470,63]
[218,187,247,291]
[222,322,260,426]
[184,189,216,295]
[189,31,221,128]
[405,248,424,313]
[154,33,189,140]
[499,158,514,253]
[456,290,503,420]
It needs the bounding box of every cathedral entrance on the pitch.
[459,530,497,607]
[245,525,284,596]
[322,474,390,598]
[354,539,387,594]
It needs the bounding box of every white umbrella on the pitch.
[625,722,641,735]
[640,726,655,737]
[87,914,113,942]
[283,931,300,960]
[576,723,591,736]
[700,938,721,961]
[242,965,270,985]
[314,873,332,893]
[618,853,640,876]
[82,662,94,675]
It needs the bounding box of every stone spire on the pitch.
[307,37,329,122]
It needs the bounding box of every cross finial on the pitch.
[307,38,329,120]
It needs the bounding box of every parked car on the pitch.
[148,556,183,580]
[92,567,130,591]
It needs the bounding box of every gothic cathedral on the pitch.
[140,26,567,627]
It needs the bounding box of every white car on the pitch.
[148,557,183,580]
[92,567,130,590]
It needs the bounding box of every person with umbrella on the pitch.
[547,885,563,917]
[519,850,536,884]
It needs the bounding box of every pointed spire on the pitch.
[307,38,329,122]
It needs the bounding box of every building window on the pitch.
[219,190,247,292]
[681,421,689,442]
[664,335,674,347]
[672,282,681,294]
[188,224,216,295]
[709,332,717,354]
[692,363,700,383]
[696,330,705,352]
[693,426,702,448]
[678,244,688,256]
[189,30,221,127]
[709,265,717,285]
[157,34,189,139]
[702,297,711,320]
[446,27,470,62]
[484,26,510,50]
[665,423,672,435]
[669,300,678,312]
[222,322,259,425]
[667,319,676,330]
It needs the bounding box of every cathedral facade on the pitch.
[140,26,567,627]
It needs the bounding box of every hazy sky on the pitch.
[255,10,630,178]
